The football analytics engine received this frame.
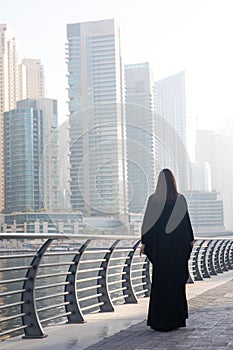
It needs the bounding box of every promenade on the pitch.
[2,269,233,350]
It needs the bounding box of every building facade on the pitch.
[0,24,19,211]
[154,71,190,192]
[186,191,225,234]
[4,99,43,213]
[4,98,60,213]
[66,19,128,216]
[125,63,156,212]
[191,162,212,192]
[36,98,60,211]
[195,129,233,230]
[20,58,45,100]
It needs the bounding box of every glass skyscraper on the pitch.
[4,98,60,214]
[125,63,156,212]
[4,99,43,213]
[0,24,19,212]
[66,19,128,216]
[154,71,190,192]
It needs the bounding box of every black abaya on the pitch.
[141,194,194,331]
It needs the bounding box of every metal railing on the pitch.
[0,234,233,342]
[189,237,233,281]
[0,234,150,340]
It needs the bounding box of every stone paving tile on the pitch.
[84,279,233,350]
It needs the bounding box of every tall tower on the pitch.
[0,24,19,211]
[66,19,128,216]
[195,129,233,230]
[20,58,45,100]
[154,71,190,192]
[37,98,60,212]
[4,98,60,214]
[4,99,43,213]
[125,63,156,212]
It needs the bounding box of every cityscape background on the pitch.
[1,0,233,237]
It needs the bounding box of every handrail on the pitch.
[0,233,140,240]
[0,234,233,342]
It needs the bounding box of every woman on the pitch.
[140,168,194,332]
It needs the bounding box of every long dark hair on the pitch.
[155,168,178,203]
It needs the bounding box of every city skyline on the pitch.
[1,0,233,131]
[0,8,233,231]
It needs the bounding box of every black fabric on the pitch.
[141,194,194,331]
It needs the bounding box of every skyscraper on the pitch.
[154,71,190,192]
[195,129,233,230]
[0,24,19,211]
[191,162,212,192]
[4,99,43,213]
[125,63,156,212]
[20,58,45,100]
[4,98,60,214]
[37,98,60,211]
[66,19,128,216]
[195,130,222,192]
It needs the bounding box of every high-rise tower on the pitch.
[154,71,190,192]
[4,99,43,213]
[125,63,156,212]
[20,58,45,100]
[0,24,19,211]
[4,98,60,214]
[37,98,60,211]
[66,19,128,216]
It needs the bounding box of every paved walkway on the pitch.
[2,270,233,350]
[85,279,233,350]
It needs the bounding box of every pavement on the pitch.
[1,269,233,350]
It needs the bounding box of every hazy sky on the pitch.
[1,0,233,130]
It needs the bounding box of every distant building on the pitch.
[191,162,212,192]
[125,62,156,212]
[195,129,233,230]
[4,98,60,213]
[20,58,45,100]
[66,19,128,216]
[195,130,222,192]
[58,120,71,210]
[186,191,225,234]
[154,71,190,192]
[0,24,19,211]
[36,98,60,211]
[4,100,43,213]
[3,212,83,234]
[0,24,19,115]
[2,212,132,236]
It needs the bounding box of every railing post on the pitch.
[122,240,140,304]
[219,240,229,272]
[191,240,203,281]
[97,240,120,312]
[214,240,224,274]
[200,240,211,278]
[21,239,53,338]
[65,240,91,323]
[225,240,233,269]
[227,241,233,268]
[142,257,151,297]
[207,240,218,275]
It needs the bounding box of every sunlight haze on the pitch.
[1,0,233,130]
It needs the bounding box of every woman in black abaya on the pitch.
[140,169,194,332]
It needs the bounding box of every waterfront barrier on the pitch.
[0,234,233,341]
